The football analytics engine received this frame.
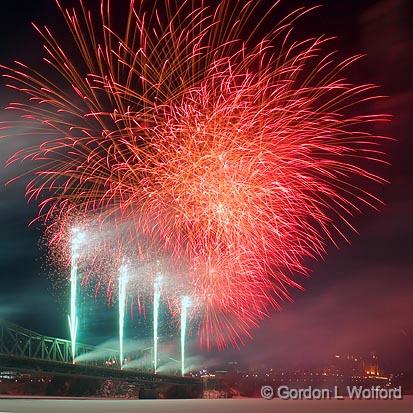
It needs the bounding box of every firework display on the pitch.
[1,0,388,349]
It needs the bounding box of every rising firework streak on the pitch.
[118,261,128,369]
[68,227,85,364]
[181,296,192,377]
[153,275,162,374]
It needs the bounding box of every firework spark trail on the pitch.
[68,252,78,364]
[68,227,85,363]
[153,275,162,373]
[118,261,128,369]
[1,1,390,347]
[180,296,191,376]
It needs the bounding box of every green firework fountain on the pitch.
[68,228,85,364]
[180,296,191,376]
[118,262,128,369]
[153,276,162,373]
[68,254,78,364]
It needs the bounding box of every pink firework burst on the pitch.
[1,0,390,348]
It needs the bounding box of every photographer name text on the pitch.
[261,385,403,400]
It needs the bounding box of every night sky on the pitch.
[0,0,412,373]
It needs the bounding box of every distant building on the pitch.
[363,353,380,376]
[200,352,403,397]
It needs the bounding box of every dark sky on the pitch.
[0,0,412,372]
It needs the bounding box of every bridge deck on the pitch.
[0,353,198,386]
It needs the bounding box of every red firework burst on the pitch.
[1,0,389,348]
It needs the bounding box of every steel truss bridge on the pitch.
[0,319,201,396]
[0,319,119,366]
